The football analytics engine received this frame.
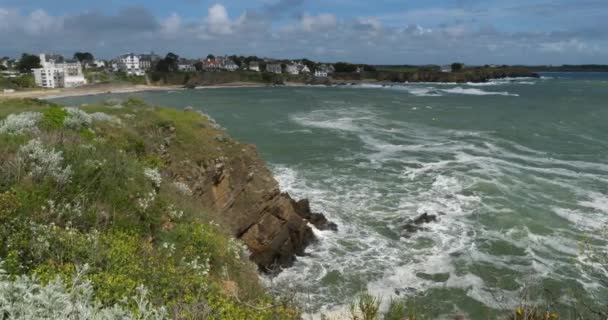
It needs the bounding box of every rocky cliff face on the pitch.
[160,112,331,272]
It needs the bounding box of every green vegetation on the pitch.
[74,52,95,64]
[0,98,297,319]
[16,53,42,73]
[0,74,37,90]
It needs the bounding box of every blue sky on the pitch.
[1,0,606,64]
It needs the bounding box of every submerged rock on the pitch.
[402,212,437,236]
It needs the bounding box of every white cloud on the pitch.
[354,17,382,35]
[539,39,596,53]
[206,4,233,35]
[24,9,62,35]
[300,13,337,32]
[161,13,181,36]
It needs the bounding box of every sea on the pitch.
[55,72,608,319]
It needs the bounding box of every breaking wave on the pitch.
[273,104,608,318]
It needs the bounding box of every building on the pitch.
[440,65,452,73]
[286,64,299,75]
[62,61,88,88]
[266,64,282,74]
[33,54,87,89]
[223,59,239,71]
[300,65,311,73]
[33,66,64,88]
[178,64,196,72]
[249,61,260,72]
[314,65,330,78]
[117,53,145,76]
[201,58,221,71]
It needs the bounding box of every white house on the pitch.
[178,64,196,72]
[440,65,452,73]
[300,65,311,73]
[249,61,260,72]
[63,61,88,88]
[266,64,282,74]
[223,59,239,71]
[286,64,299,75]
[33,54,87,89]
[117,53,145,76]
[314,65,330,78]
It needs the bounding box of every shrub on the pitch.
[0,111,42,135]
[0,262,168,319]
[64,107,92,130]
[384,299,409,320]
[19,138,72,184]
[41,107,68,130]
[350,293,381,320]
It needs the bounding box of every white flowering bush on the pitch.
[19,139,72,184]
[63,107,92,130]
[144,168,162,189]
[167,205,184,220]
[41,199,84,219]
[0,111,42,135]
[137,191,157,212]
[182,256,210,278]
[172,182,193,196]
[90,112,123,126]
[0,262,168,320]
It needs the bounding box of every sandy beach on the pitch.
[0,82,274,100]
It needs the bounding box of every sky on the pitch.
[0,0,607,65]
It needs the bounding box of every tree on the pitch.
[206,54,215,60]
[16,54,41,73]
[334,62,358,73]
[155,53,180,72]
[451,62,465,72]
[74,52,94,63]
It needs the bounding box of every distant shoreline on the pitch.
[0,74,544,100]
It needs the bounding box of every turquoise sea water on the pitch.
[55,73,608,318]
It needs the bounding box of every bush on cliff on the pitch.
[0,98,297,319]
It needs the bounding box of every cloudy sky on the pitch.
[1,0,606,64]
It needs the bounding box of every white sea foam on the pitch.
[271,100,607,316]
[440,87,519,96]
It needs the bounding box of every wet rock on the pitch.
[291,198,338,231]
[402,212,437,235]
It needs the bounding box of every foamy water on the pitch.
[54,72,608,319]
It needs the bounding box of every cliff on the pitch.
[0,97,327,318]
[157,111,333,271]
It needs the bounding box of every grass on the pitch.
[0,98,297,319]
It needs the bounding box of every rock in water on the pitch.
[291,198,338,231]
[402,212,438,236]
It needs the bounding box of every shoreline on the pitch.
[0,76,539,100]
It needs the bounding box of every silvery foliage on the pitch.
[0,112,42,135]
[0,263,168,320]
[19,139,72,184]
[63,107,92,130]
[144,168,162,189]
[172,182,193,196]
[90,112,123,126]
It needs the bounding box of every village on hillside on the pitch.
[1,52,385,90]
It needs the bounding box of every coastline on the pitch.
[0,74,536,100]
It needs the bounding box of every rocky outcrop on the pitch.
[291,198,338,231]
[161,117,334,273]
[402,212,437,236]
